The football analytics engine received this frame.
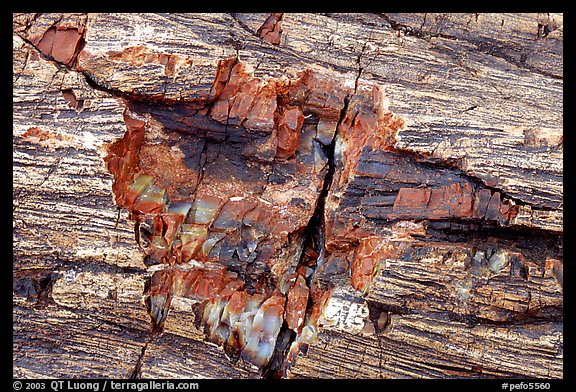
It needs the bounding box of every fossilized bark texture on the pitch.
[13,13,562,379]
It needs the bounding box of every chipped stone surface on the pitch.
[103,57,407,374]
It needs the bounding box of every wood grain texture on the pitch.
[290,316,563,379]
[13,13,562,379]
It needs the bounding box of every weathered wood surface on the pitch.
[13,13,562,379]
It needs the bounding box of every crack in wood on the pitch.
[262,94,351,379]
[128,342,148,379]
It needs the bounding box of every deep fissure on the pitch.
[262,95,351,378]
[128,342,148,379]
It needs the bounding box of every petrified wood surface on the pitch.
[13,13,562,379]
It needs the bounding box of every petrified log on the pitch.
[13,13,562,379]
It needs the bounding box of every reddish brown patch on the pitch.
[161,214,186,244]
[351,238,399,294]
[108,46,149,66]
[167,265,233,299]
[224,290,248,313]
[36,28,56,58]
[104,110,146,208]
[545,258,562,271]
[393,187,431,210]
[276,106,304,160]
[35,25,84,68]
[108,46,193,77]
[138,143,200,200]
[52,28,83,65]
[61,89,80,110]
[22,127,51,141]
[498,200,517,225]
[20,127,71,144]
[241,83,278,132]
[209,62,256,124]
[334,87,404,190]
[228,79,264,121]
[391,183,477,220]
[285,274,309,331]
[257,13,284,45]
[308,287,333,325]
[208,58,239,100]
[447,183,474,217]
[544,258,563,287]
[164,55,180,77]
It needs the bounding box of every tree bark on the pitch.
[13,13,563,379]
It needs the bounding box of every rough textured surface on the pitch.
[13,13,562,379]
